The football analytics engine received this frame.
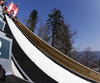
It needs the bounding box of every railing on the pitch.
[11,54,33,83]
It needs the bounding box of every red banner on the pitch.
[7,2,19,17]
[0,1,2,5]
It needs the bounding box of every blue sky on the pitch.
[7,0,100,51]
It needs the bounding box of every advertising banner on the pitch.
[0,20,5,31]
[0,33,13,75]
[7,2,19,17]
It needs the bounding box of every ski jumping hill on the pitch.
[1,7,100,82]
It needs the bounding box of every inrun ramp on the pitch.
[5,16,96,83]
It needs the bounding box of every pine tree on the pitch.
[47,8,76,56]
[56,23,72,55]
[47,8,64,47]
[27,10,38,32]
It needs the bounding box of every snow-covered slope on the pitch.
[5,15,91,83]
